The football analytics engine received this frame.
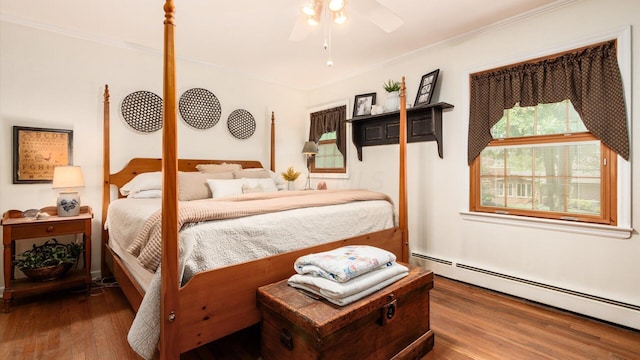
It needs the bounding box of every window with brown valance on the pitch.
[467,40,629,165]
[309,105,347,157]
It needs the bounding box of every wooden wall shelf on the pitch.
[349,102,454,161]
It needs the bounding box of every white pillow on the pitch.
[120,172,162,196]
[242,177,278,193]
[242,183,264,194]
[128,189,162,199]
[206,179,244,198]
[269,169,286,190]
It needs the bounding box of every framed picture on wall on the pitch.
[353,93,376,117]
[414,69,439,107]
[12,126,73,184]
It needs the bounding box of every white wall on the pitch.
[0,21,308,283]
[308,0,640,329]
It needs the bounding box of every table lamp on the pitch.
[52,165,85,217]
[302,141,318,190]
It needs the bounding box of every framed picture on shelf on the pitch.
[414,69,439,107]
[353,93,376,117]
[12,126,73,184]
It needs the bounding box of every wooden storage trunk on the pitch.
[257,264,434,359]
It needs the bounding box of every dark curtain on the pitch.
[308,105,347,157]
[468,40,629,165]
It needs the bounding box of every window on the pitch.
[308,105,347,174]
[311,131,345,173]
[468,40,629,226]
[472,101,617,224]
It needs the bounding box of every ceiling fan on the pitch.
[289,0,404,42]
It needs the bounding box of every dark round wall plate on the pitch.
[227,109,256,139]
[179,88,222,130]
[121,91,163,133]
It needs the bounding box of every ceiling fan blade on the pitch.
[351,0,404,33]
[289,14,311,41]
[367,6,404,33]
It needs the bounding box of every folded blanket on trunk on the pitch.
[288,271,409,306]
[288,261,408,299]
[294,245,397,283]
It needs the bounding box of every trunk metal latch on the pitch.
[380,294,397,326]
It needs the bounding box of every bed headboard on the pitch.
[108,158,264,190]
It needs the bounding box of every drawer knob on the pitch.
[46,226,55,232]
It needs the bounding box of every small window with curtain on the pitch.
[308,105,347,174]
[468,40,629,225]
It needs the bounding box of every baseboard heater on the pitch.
[411,253,453,266]
[412,252,640,312]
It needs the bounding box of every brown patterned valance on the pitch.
[309,105,347,157]
[468,40,629,165]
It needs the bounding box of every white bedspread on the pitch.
[106,193,396,359]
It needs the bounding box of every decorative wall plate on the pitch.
[227,109,256,139]
[179,88,221,130]
[121,91,163,133]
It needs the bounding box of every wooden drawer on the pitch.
[258,264,434,359]
[10,220,86,239]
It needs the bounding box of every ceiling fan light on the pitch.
[332,10,347,24]
[302,0,314,15]
[328,0,345,12]
[307,15,320,26]
[303,0,323,16]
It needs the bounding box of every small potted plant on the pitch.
[383,79,401,92]
[14,239,83,281]
[383,79,401,112]
[281,166,301,191]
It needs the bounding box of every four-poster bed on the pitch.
[100,1,412,358]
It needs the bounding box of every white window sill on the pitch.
[460,211,633,239]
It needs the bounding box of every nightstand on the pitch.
[1,206,93,312]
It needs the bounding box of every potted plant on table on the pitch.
[281,166,301,191]
[14,239,83,281]
[383,79,401,112]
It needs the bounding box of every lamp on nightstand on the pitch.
[52,165,85,217]
[302,141,318,190]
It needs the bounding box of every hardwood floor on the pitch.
[423,277,640,360]
[1,275,638,359]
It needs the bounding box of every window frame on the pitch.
[469,132,617,225]
[310,133,347,174]
[461,27,632,239]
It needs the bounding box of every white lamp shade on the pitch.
[52,166,84,189]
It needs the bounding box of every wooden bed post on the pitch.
[399,77,409,262]
[101,84,111,277]
[270,111,275,172]
[160,1,180,359]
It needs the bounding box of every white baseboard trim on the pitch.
[411,252,640,330]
